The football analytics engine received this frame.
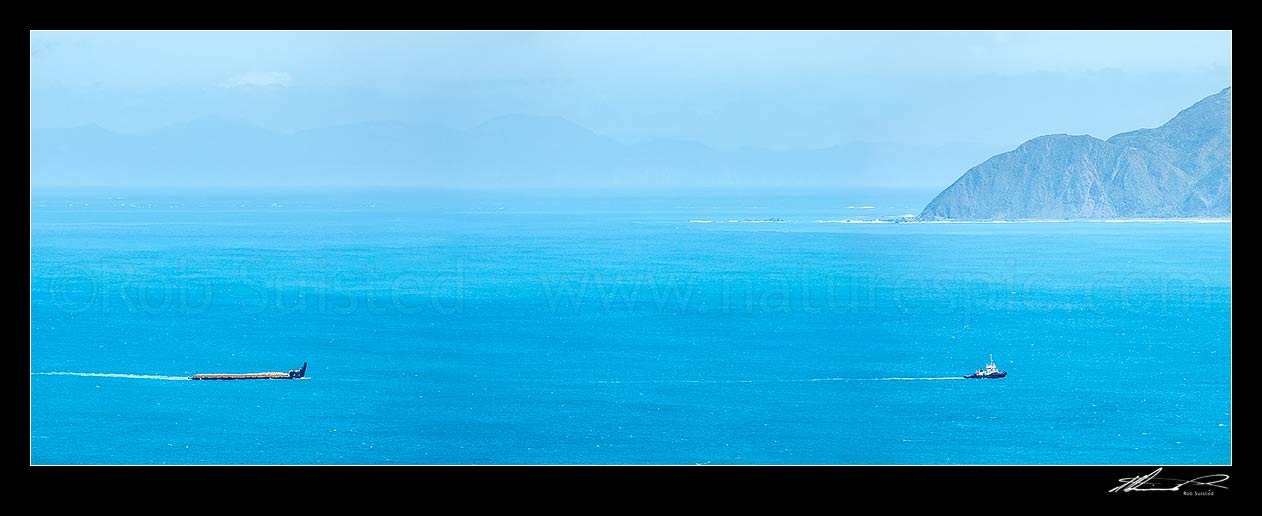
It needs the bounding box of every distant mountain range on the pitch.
[29,115,1005,189]
[919,87,1232,220]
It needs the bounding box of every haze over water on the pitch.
[30,188,1231,464]
[30,30,1232,466]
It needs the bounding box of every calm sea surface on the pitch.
[30,188,1231,464]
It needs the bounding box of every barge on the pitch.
[190,362,306,380]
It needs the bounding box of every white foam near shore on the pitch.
[1089,218,1232,223]
[917,218,1231,224]
[688,219,789,223]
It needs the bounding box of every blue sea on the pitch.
[29,188,1232,464]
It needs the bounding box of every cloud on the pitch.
[221,71,292,89]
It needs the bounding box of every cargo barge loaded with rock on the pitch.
[190,362,306,380]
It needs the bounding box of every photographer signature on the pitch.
[1110,468,1229,493]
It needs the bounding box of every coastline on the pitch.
[911,218,1232,224]
[689,218,1233,224]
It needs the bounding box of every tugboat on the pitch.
[190,362,307,380]
[964,355,1006,379]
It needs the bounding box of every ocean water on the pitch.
[29,188,1232,464]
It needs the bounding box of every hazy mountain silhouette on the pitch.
[30,115,1005,189]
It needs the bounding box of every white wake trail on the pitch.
[586,376,966,384]
[875,377,966,381]
[33,372,189,381]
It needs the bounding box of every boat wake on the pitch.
[584,376,966,384]
[874,377,966,381]
[32,372,189,381]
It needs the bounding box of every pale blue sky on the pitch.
[30,30,1231,149]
